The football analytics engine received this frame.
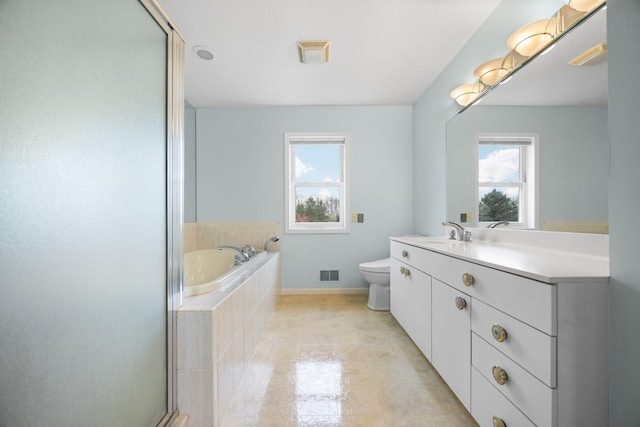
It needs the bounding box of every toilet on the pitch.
[359,257,391,311]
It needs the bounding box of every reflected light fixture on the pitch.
[556,5,587,32]
[506,18,557,57]
[568,0,606,12]
[474,57,510,86]
[450,82,484,106]
[297,41,330,64]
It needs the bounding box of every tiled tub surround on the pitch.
[184,222,281,254]
[178,252,281,427]
[390,229,609,427]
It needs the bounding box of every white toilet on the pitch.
[359,257,391,311]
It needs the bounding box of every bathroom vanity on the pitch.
[389,231,608,427]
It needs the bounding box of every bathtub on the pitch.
[183,249,265,297]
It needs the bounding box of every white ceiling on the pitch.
[158,0,502,107]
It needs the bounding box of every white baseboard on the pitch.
[281,287,368,295]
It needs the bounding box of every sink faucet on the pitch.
[442,221,465,241]
[217,246,249,264]
[487,221,510,228]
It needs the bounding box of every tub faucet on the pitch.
[217,246,249,264]
[263,236,280,252]
[442,221,465,241]
[242,245,256,258]
[487,221,510,228]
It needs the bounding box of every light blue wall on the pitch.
[446,106,608,225]
[608,0,640,425]
[412,0,566,236]
[195,106,413,289]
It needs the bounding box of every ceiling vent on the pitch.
[297,41,330,64]
[569,43,607,66]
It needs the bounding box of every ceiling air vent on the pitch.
[568,43,607,66]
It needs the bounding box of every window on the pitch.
[285,133,349,233]
[476,135,538,229]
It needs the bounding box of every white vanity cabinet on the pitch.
[389,235,609,427]
[390,242,432,360]
[431,278,470,410]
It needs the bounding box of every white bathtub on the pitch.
[183,249,265,296]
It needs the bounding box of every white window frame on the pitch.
[284,133,350,234]
[475,134,539,229]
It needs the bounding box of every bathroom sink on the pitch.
[412,237,450,245]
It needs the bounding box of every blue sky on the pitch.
[294,144,340,183]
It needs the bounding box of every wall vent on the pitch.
[319,270,340,282]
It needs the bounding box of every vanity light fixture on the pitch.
[450,82,485,107]
[473,57,510,86]
[568,0,606,12]
[450,0,605,108]
[506,18,557,57]
[556,5,588,32]
[297,40,330,64]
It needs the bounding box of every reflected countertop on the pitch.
[390,235,609,284]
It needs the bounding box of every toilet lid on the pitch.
[359,257,390,273]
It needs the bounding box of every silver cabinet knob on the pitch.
[455,296,466,310]
[401,250,408,258]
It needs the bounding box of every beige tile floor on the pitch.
[221,294,478,427]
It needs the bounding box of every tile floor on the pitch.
[220,294,478,427]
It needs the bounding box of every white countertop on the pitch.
[390,234,609,284]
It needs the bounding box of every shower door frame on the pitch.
[139,0,185,423]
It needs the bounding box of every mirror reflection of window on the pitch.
[477,135,537,229]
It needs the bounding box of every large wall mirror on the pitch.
[446,6,608,234]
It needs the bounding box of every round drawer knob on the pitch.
[491,324,507,343]
[492,366,508,385]
[492,416,507,427]
[462,272,474,287]
[401,250,408,258]
[455,296,466,310]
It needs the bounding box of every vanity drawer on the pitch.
[472,298,557,387]
[390,241,438,274]
[430,253,557,335]
[471,367,535,427]
[472,333,556,427]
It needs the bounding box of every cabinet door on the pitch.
[390,258,432,360]
[432,278,471,410]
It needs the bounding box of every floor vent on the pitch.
[319,270,340,282]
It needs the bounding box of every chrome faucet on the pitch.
[487,221,510,228]
[442,221,465,241]
[263,236,280,252]
[217,246,249,264]
[242,244,256,258]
